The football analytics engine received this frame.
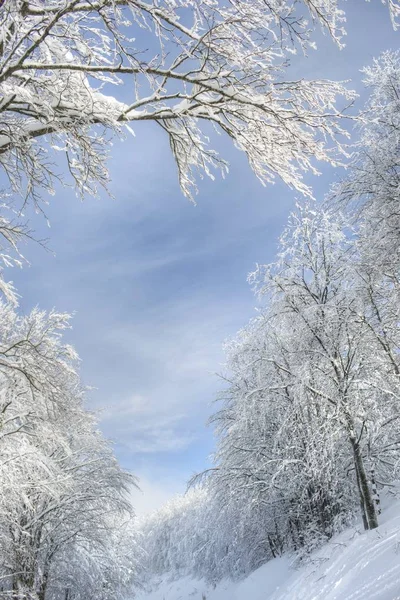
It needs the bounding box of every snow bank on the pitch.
[137,498,400,600]
[135,556,292,600]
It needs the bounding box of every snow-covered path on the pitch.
[137,499,400,600]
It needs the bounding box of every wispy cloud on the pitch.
[101,394,195,454]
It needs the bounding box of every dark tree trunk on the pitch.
[350,434,379,530]
[370,464,381,515]
[354,461,369,530]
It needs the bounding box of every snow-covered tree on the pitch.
[0,0,355,204]
[328,49,400,524]
[336,50,400,275]
[140,194,400,584]
[140,49,400,586]
[0,302,141,600]
[203,204,400,570]
[1,0,397,205]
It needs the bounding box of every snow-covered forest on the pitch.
[0,1,399,599]
[140,50,400,584]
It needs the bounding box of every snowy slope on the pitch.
[137,499,400,600]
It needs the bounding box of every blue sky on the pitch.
[7,2,399,515]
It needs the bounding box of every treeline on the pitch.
[140,51,400,584]
[0,304,141,599]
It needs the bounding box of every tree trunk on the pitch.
[370,464,381,515]
[350,434,379,530]
[354,461,369,530]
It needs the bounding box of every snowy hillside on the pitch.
[137,498,400,600]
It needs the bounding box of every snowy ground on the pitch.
[137,498,400,600]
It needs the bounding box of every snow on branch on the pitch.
[0,0,357,204]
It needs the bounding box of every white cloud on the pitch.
[130,473,186,518]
